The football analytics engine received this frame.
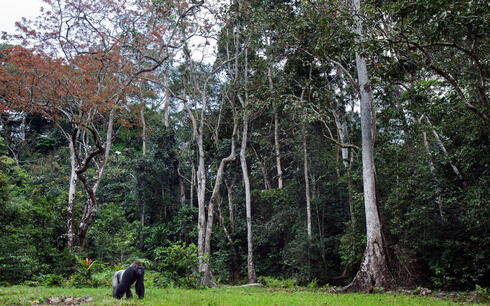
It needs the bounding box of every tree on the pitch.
[1,0,199,251]
[344,0,393,291]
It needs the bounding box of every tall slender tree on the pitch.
[344,0,393,291]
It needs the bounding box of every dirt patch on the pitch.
[31,296,94,305]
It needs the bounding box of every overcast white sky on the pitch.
[1,0,46,34]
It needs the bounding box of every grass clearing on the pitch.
[0,285,471,305]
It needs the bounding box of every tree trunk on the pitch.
[240,112,257,283]
[302,121,312,239]
[239,46,257,284]
[202,111,237,287]
[67,136,78,251]
[78,109,115,251]
[196,113,207,283]
[225,179,236,232]
[268,65,283,188]
[345,0,393,291]
[78,196,97,251]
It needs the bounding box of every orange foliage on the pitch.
[0,46,133,124]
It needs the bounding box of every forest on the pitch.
[0,0,488,293]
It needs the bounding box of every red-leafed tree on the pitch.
[0,0,200,251]
[0,45,135,250]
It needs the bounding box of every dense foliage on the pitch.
[0,0,488,291]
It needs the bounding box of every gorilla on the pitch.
[112,261,145,299]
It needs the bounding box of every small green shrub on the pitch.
[258,276,297,288]
[34,274,65,287]
[23,280,40,287]
[91,270,114,287]
[307,278,318,289]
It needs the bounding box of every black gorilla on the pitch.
[112,261,145,299]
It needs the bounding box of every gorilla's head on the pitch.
[132,260,144,277]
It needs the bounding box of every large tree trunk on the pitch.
[67,136,78,251]
[345,0,393,291]
[78,109,115,251]
[196,111,207,283]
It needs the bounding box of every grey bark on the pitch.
[67,135,78,251]
[238,46,257,283]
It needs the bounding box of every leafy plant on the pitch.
[258,276,298,288]
[153,242,200,288]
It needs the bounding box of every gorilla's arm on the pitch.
[135,267,145,298]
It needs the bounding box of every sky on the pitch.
[1,0,46,35]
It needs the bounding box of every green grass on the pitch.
[0,286,469,305]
